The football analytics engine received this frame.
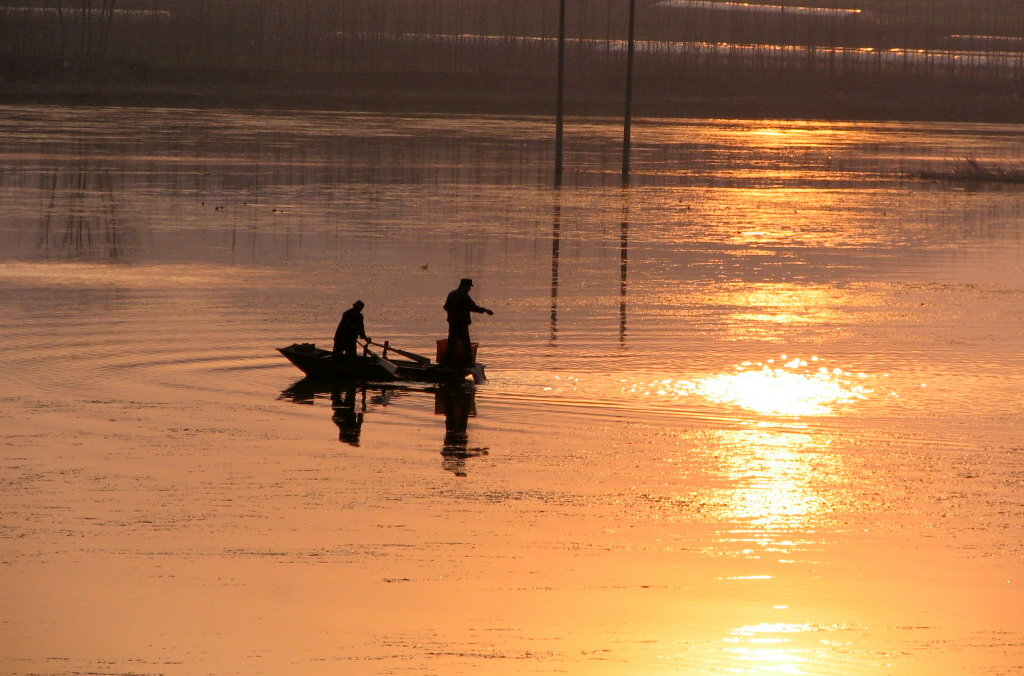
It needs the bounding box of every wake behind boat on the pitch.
[278,340,487,384]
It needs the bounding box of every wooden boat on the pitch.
[277,340,486,384]
[277,343,398,381]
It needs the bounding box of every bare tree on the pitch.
[47,0,118,67]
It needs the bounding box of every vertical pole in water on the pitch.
[554,0,566,187]
[619,194,629,344]
[621,0,637,187]
[550,197,562,343]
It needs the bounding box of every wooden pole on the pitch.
[554,0,566,187]
[619,194,629,343]
[550,198,562,343]
[621,0,636,187]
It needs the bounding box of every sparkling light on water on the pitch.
[635,356,875,416]
[722,622,848,674]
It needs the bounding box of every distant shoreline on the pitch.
[3,76,1023,125]
[6,0,1024,126]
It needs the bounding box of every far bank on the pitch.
[3,69,1023,125]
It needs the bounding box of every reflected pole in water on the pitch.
[621,0,637,188]
[550,192,562,344]
[554,0,566,187]
[619,192,629,344]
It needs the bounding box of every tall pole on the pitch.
[621,0,636,187]
[550,198,562,343]
[554,0,566,187]
[619,192,629,344]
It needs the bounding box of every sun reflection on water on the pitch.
[708,428,838,532]
[633,356,875,417]
[723,622,840,674]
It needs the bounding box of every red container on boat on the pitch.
[436,339,478,367]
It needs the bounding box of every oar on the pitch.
[358,340,398,376]
[367,340,432,365]
[358,340,380,359]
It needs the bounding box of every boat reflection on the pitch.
[280,379,487,475]
[281,379,411,447]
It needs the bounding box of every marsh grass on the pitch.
[914,158,1024,183]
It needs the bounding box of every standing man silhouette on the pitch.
[443,279,493,367]
[333,300,369,358]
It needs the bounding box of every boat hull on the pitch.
[396,362,487,384]
[277,344,398,381]
[278,343,485,384]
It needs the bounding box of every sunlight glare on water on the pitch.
[711,428,836,530]
[632,355,877,417]
[723,622,839,675]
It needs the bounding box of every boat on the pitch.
[277,340,487,384]
[277,343,398,381]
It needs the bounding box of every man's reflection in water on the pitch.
[280,379,487,474]
[331,386,365,446]
[435,385,488,477]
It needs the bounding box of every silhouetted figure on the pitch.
[436,385,487,477]
[331,386,364,446]
[333,300,370,358]
[441,389,471,453]
[443,279,492,367]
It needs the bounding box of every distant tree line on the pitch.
[2,0,1022,118]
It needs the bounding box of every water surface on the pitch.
[0,106,1021,675]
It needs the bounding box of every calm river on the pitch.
[1,106,1021,675]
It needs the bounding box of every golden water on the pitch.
[0,106,1021,674]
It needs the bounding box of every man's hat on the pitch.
[460,278,473,287]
